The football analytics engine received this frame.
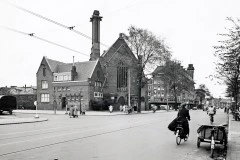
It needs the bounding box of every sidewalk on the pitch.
[0,109,169,125]
[227,114,240,160]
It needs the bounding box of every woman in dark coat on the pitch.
[177,103,191,137]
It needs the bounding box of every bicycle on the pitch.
[209,114,214,124]
[175,121,188,145]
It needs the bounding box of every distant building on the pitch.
[148,64,195,109]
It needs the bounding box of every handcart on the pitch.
[197,125,227,158]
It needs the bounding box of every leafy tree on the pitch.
[123,26,171,112]
[213,17,240,111]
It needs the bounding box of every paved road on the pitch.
[0,109,228,160]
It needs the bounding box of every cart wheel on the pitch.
[197,138,201,148]
[210,148,214,158]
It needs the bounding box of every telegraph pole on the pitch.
[128,69,131,107]
[79,91,82,115]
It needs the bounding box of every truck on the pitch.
[0,95,17,115]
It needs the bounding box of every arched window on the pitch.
[117,62,128,91]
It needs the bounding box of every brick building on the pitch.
[36,57,104,110]
[148,64,195,109]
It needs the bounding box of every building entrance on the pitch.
[61,97,66,109]
[118,96,125,105]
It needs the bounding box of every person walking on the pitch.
[109,105,113,113]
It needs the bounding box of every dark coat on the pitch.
[177,108,190,121]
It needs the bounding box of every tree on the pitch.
[198,84,211,96]
[160,60,194,110]
[213,17,240,111]
[123,26,171,112]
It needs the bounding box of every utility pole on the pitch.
[79,91,82,115]
[166,84,169,112]
[53,88,56,114]
[128,69,131,107]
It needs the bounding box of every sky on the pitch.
[0,0,239,98]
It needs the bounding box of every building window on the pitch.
[41,81,48,89]
[41,94,49,102]
[148,85,152,90]
[43,67,46,77]
[94,92,103,98]
[148,92,151,96]
[117,62,128,89]
[95,81,102,87]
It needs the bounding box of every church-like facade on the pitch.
[36,10,144,111]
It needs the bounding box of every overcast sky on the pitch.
[0,0,239,98]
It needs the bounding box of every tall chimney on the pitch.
[89,10,102,61]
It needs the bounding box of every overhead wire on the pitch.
[1,26,89,57]
[3,0,129,59]
[4,0,109,48]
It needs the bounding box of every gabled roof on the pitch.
[152,66,164,75]
[101,34,138,63]
[44,57,99,81]
[58,60,99,81]
[45,57,65,72]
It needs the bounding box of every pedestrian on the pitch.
[69,105,74,118]
[74,105,78,117]
[123,105,126,113]
[81,104,86,115]
[109,105,113,113]
[119,105,123,112]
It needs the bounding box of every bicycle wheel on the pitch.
[176,129,181,145]
[210,148,214,158]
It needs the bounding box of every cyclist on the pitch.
[208,105,215,122]
[177,103,191,138]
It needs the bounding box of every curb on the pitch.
[0,118,48,125]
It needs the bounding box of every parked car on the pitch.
[160,105,169,110]
[192,106,197,110]
[0,95,17,114]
